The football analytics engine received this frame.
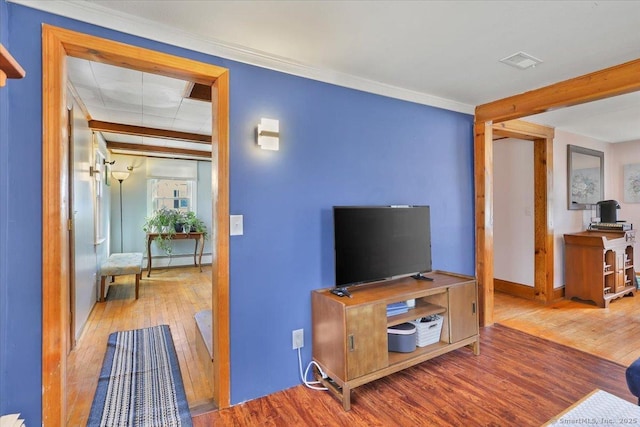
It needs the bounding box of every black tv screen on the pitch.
[333,206,432,287]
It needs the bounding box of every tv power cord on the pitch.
[297,348,328,391]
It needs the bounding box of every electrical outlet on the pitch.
[292,329,304,349]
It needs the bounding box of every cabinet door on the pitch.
[345,303,388,379]
[448,282,478,343]
[615,250,626,292]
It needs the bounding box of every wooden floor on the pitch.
[494,290,640,366]
[66,266,213,426]
[194,323,634,426]
[68,270,640,426]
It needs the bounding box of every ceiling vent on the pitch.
[500,51,543,70]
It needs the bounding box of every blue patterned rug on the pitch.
[88,325,193,426]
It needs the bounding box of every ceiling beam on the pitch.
[185,82,212,102]
[492,119,555,141]
[106,140,211,158]
[89,120,211,143]
[476,57,640,123]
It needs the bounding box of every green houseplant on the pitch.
[180,211,208,240]
[143,207,179,254]
[143,208,208,255]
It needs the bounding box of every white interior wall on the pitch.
[610,140,640,268]
[493,129,639,290]
[493,138,535,286]
[70,98,103,339]
[551,130,613,288]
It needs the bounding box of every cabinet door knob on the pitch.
[348,334,355,352]
[472,302,476,314]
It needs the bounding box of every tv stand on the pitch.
[312,271,479,410]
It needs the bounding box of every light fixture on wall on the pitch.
[257,118,279,151]
[112,170,130,253]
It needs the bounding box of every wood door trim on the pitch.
[475,58,639,326]
[67,106,76,351]
[42,25,230,425]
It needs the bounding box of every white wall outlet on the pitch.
[292,329,304,349]
[230,215,243,236]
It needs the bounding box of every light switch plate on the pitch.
[230,215,243,236]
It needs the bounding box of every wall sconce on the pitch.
[257,118,279,151]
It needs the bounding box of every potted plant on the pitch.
[181,211,208,239]
[143,207,179,254]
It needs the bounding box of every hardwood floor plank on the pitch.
[194,324,634,426]
[69,273,640,426]
[66,266,213,426]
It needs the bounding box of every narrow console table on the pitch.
[311,271,479,410]
[146,232,204,277]
[564,230,636,308]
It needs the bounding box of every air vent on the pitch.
[500,51,543,70]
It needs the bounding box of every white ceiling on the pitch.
[32,0,640,144]
[66,57,212,159]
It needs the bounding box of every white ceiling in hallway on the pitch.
[66,57,212,160]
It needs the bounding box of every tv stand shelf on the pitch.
[311,271,479,410]
[387,300,446,327]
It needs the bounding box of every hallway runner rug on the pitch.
[88,325,193,427]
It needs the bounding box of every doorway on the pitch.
[42,25,230,425]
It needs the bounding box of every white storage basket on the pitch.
[411,315,443,347]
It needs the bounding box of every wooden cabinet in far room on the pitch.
[564,230,636,308]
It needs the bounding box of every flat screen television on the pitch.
[333,205,432,287]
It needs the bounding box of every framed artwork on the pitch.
[567,145,604,209]
[624,163,640,203]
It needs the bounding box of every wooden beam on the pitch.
[474,120,494,326]
[212,71,231,409]
[476,58,639,326]
[44,26,226,86]
[89,120,211,143]
[476,57,640,123]
[186,82,212,102]
[534,136,555,303]
[42,26,69,427]
[492,119,555,140]
[106,140,211,158]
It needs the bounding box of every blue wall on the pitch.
[0,2,474,423]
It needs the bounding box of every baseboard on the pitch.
[495,278,565,302]
[494,279,535,299]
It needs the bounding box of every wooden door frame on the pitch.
[492,120,555,304]
[42,25,230,425]
[67,105,76,351]
[474,58,640,326]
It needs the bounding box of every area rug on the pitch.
[88,325,193,427]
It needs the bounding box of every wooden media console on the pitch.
[311,271,479,410]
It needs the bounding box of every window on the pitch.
[148,178,196,214]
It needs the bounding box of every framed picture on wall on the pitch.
[624,164,640,203]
